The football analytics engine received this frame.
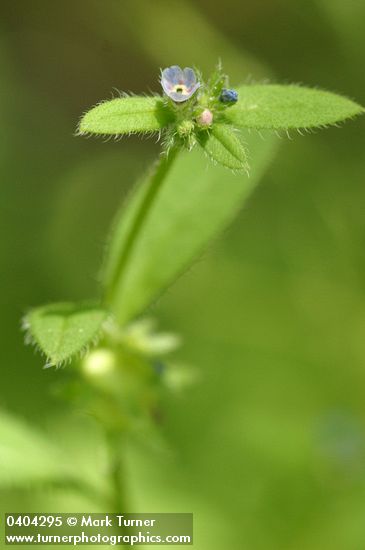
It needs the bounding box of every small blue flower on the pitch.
[161,66,200,103]
[220,88,238,104]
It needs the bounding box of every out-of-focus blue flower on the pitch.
[220,88,238,104]
[161,66,200,103]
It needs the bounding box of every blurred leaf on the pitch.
[0,410,107,504]
[48,148,149,297]
[224,85,364,130]
[103,133,277,325]
[199,124,249,171]
[118,0,269,80]
[78,96,173,136]
[316,0,365,65]
[0,410,72,489]
[24,303,107,367]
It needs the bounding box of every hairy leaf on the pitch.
[224,84,364,130]
[103,133,277,325]
[24,303,107,367]
[78,96,174,136]
[199,124,249,170]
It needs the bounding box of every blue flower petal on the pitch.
[183,67,197,87]
[162,66,183,86]
[161,65,200,102]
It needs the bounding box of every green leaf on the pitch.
[198,124,249,171]
[24,302,107,367]
[0,410,107,500]
[78,96,174,136]
[0,410,73,488]
[120,1,270,81]
[103,132,278,325]
[224,84,364,130]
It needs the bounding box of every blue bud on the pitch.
[220,88,238,104]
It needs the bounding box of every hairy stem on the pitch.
[105,148,179,307]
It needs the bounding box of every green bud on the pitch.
[177,120,195,138]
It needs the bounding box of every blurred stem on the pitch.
[107,431,128,513]
[105,148,179,306]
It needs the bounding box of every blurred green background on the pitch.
[1,1,365,548]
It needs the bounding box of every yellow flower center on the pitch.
[173,84,189,96]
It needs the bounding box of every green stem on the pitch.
[105,148,179,306]
[106,431,136,546]
[107,431,128,514]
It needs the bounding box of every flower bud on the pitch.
[82,348,116,378]
[177,120,195,138]
[219,88,238,104]
[197,108,213,127]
